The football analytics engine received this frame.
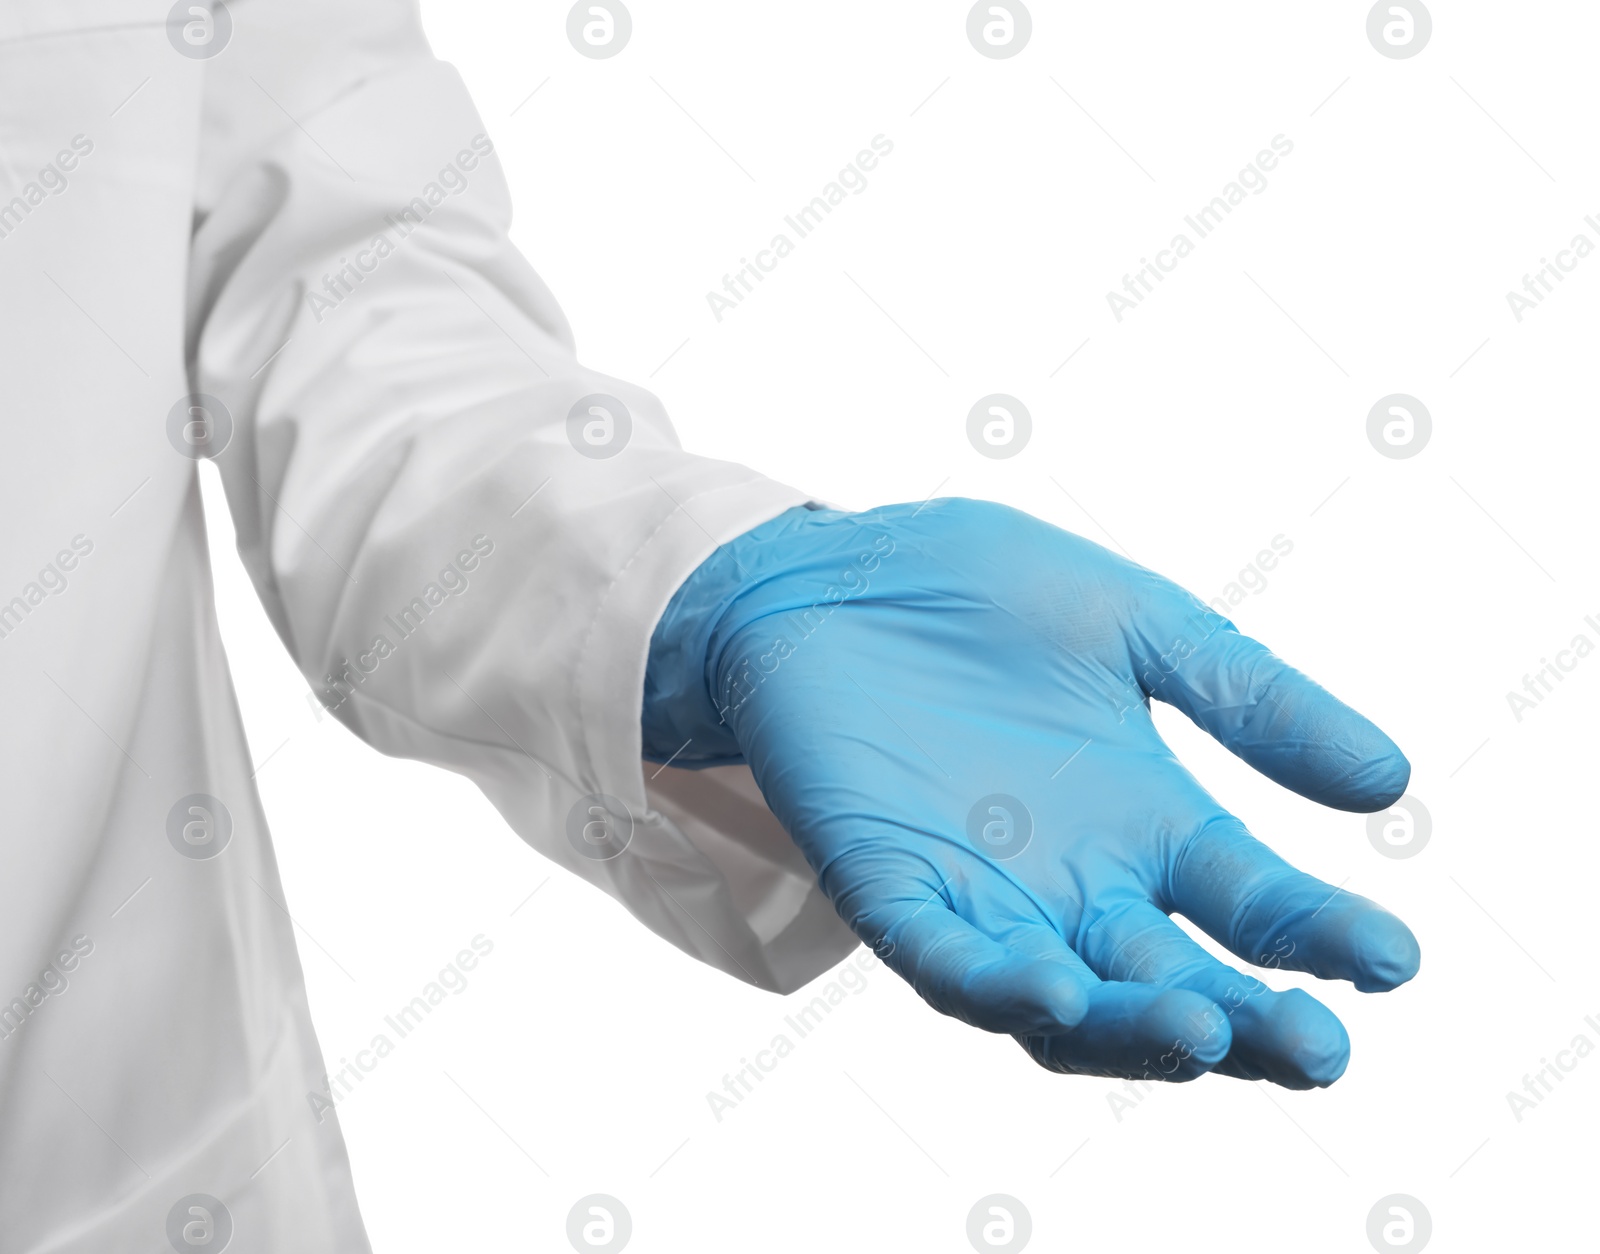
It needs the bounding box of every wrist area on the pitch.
[641,501,901,766]
[641,502,821,766]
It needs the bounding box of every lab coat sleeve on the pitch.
[186,0,858,994]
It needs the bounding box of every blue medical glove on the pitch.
[643,499,1419,1088]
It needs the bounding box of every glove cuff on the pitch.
[641,503,819,765]
[642,501,906,766]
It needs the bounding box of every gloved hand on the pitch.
[643,499,1419,1088]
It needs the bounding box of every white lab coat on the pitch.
[0,2,855,1248]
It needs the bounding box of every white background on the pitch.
[200,2,1599,1250]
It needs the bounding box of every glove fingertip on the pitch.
[1340,742,1411,813]
[1349,912,1422,992]
[997,961,1092,1035]
[1042,967,1092,1032]
[1258,988,1352,1089]
[1144,988,1232,1075]
[1181,995,1233,1069]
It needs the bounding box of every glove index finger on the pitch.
[1131,583,1410,813]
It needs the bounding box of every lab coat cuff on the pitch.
[575,473,861,994]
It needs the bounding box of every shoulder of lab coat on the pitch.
[187,0,858,993]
